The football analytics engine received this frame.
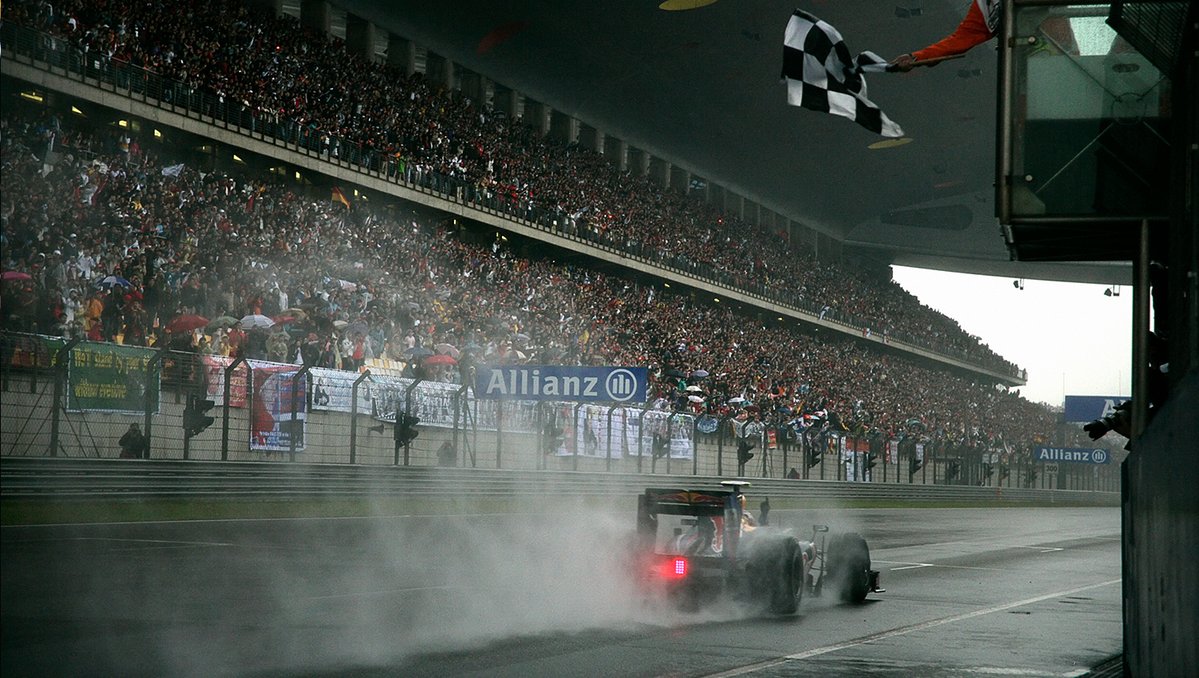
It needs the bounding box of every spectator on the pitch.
[119,423,147,459]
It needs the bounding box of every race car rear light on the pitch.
[659,556,688,579]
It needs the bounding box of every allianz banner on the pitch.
[475,365,648,403]
[67,342,159,414]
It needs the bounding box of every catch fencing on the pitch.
[0,333,1120,493]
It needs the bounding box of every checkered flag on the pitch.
[782,10,904,138]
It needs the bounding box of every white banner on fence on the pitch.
[622,409,694,459]
[310,368,394,414]
[573,403,624,458]
[371,379,478,430]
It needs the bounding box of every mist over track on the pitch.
[2,502,1120,677]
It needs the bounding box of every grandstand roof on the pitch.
[344,0,1128,284]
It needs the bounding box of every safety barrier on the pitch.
[0,457,1118,506]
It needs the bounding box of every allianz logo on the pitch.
[482,368,641,401]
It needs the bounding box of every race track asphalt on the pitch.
[1,505,1121,677]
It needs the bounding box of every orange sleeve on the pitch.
[912,1,995,61]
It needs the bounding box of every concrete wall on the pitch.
[1122,368,1199,676]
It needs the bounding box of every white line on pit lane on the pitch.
[874,559,1003,572]
[701,578,1121,677]
[73,537,236,547]
[876,539,1078,554]
[0,512,574,529]
[301,585,460,600]
[967,668,1087,677]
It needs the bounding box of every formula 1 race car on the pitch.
[633,481,882,613]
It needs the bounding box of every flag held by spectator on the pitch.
[331,186,352,209]
[781,10,904,138]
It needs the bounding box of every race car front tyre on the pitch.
[827,532,871,604]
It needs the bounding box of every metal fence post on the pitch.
[451,383,461,466]
[781,428,788,480]
[350,370,371,464]
[665,414,674,475]
[221,356,245,461]
[48,338,80,457]
[759,426,767,478]
[144,346,166,459]
[495,400,503,469]
[573,402,586,471]
[535,402,546,470]
[455,382,474,467]
[637,406,651,474]
[401,377,423,466]
[245,360,256,453]
[717,416,730,477]
[922,444,929,484]
[289,364,312,463]
[693,418,699,476]
[606,406,616,473]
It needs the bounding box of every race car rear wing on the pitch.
[642,488,732,515]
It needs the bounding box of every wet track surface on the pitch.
[1,506,1121,677]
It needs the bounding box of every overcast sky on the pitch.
[890,266,1132,407]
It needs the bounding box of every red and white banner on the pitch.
[249,365,306,452]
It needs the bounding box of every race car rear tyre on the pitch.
[769,537,803,614]
[827,532,871,604]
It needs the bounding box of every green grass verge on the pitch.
[1,495,1113,525]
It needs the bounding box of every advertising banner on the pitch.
[572,403,625,458]
[5,334,64,369]
[1034,447,1112,464]
[67,342,159,414]
[201,355,248,407]
[1063,395,1129,423]
[249,366,306,452]
[310,367,390,414]
[475,399,539,434]
[371,378,465,427]
[475,365,648,403]
[623,409,694,459]
[553,404,638,458]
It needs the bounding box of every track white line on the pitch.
[0,512,572,529]
[73,536,235,547]
[874,559,1004,572]
[301,585,459,600]
[701,578,1121,677]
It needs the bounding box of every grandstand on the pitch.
[0,0,1092,476]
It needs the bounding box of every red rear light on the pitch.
[659,556,688,579]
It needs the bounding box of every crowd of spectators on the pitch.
[1,0,1018,375]
[1,105,1056,455]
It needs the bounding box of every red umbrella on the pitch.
[165,314,210,333]
[424,353,458,366]
[1,271,32,282]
